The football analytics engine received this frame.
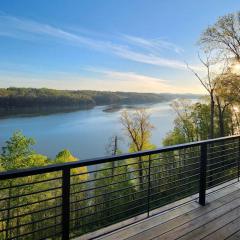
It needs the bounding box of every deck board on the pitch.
[227,230,240,240]
[76,181,240,240]
[178,206,240,240]
[151,196,240,240]
[126,189,240,240]
[202,216,240,240]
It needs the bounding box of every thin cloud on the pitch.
[86,67,167,84]
[0,14,200,71]
[0,15,108,49]
[121,34,184,54]
[112,47,188,70]
[0,68,204,94]
[84,67,203,93]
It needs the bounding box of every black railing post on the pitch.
[199,143,207,206]
[147,155,151,217]
[62,168,71,240]
[238,137,240,182]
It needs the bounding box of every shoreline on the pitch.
[0,101,169,118]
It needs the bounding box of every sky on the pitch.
[0,1,239,94]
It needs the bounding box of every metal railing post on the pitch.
[199,143,207,206]
[238,137,240,182]
[147,155,151,217]
[62,168,71,240]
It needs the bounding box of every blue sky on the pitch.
[0,1,239,93]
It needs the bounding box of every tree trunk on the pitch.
[209,93,215,139]
[216,98,225,137]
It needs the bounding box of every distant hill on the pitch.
[0,87,202,114]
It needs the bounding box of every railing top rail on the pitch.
[0,134,239,180]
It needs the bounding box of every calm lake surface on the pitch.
[0,102,178,159]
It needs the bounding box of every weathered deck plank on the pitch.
[152,196,240,240]
[127,190,240,240]
[76,182,240,240]
[202,216,240,239]
[227,230,240,240]
[177,205,240,239]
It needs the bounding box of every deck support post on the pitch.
[238,138,240,182]
[147,155,151,217]
[199,143,207,206]
[62,168,70,240]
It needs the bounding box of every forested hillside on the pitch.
[0,87,201,112]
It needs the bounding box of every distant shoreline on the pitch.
[0,87,202,117]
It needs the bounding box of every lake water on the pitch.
[0,102,177,160]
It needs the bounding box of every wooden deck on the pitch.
[82,181,240,240]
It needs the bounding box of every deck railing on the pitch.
[0,135,240,239]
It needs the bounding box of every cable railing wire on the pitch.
[0,135,240,240]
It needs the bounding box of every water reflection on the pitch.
[0,102,175,159]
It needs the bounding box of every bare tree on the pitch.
[187,52,218,139]
[105,135,121,156]
[120,109,154,188]
[105,135,122,176]
[199,12,240,61]
[121,109,154,151]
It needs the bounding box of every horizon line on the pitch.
[1,86,204,95]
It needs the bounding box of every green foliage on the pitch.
[0,131,49,170]
[162,100,208,145]
[0,87,201,115]
[163,128,187,146]
[55,149,77,163]
[0,132,90,239]
[163,98,237,146]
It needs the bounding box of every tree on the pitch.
[196,11,240,137]
[55,149,77,163]
[120,109,155,189]
[105,135,122,176]
[0,131,49,239]
[214,71,240,136]
[120,109,154,152]
[54,149,88,181]
[187,51,230,139]
[105,136,122,156]
[1,131,36,170]
[170,99,197,142]
[199,12,240,61]
[1,130,49,170]
[187,53,218,139]
[163,99,212,145]
[91,160,135,231]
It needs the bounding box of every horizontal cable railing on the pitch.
[0,135,240,239]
